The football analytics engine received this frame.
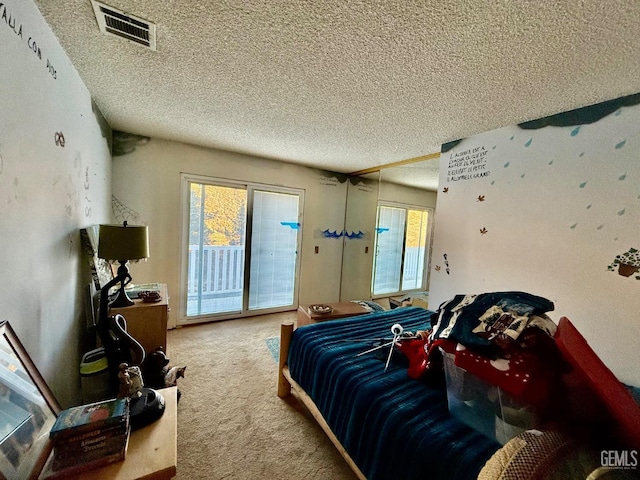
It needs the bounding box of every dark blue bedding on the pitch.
[287,307,501,480]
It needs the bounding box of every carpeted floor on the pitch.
[166,311,357,480]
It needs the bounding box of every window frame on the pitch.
[179,173,304,324]
[371,201,434,298]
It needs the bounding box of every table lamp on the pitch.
[98,221,149,307]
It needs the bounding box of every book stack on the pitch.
[45,397,130,477]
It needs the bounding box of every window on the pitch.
[372,203,432,295]
[181,175,302,323]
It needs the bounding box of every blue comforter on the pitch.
[287,307,500,480]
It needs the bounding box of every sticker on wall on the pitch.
[280,222,300,230]
[443,253,450,274]
[477,195,485,202]
[84,166,92,218]
[315,170,348,187]
[607,248,640,280]
[68,232,75,258]
[444,145,491,183]
[517,92,640,130]
[344,230,365,239]
[0,4,59,80]
[321,229,343,239]
[442,187,449,193]
[54,132,65,147]
[112,195,141,224]
[480,227,488,235]
[317,228,367,239]
[570,161,633,234]
[349,176,377,193]
[112,130,150,156]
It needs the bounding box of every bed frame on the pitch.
[278,315,640,480]
[277,321,366,480]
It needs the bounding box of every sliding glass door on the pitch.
[248,190,300,309]
[182,175,302,322]
[186,183,246,316]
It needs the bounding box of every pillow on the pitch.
[350,300,386,312]
[479,430,636,480]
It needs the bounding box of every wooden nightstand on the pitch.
[297,302,370,327]
[110,284,169,354]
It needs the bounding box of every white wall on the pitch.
[112,138,351,326]
[0,1,112,406]
[430,98,640,386]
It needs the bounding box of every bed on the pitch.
[277,306,501,480]
[277,301,640,480]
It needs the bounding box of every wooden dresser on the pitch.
[110,284,169,354]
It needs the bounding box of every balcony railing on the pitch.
[188,244,245,296]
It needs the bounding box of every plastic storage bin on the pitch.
[441,349,537,444]
[80,347,112,403]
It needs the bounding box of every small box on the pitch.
[441,350,537,444]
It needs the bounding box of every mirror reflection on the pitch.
[339,156,439,304]
[340,172,379,301]
[376,159,438,300]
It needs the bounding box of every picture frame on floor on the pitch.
[0,321,60,480]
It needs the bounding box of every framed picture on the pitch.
[0,321,60,479]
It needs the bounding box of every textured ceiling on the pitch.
[34,1,640,191]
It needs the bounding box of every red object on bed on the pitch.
[554,316,640,450]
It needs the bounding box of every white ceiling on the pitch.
[35,1,640,191]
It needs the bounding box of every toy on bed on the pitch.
[353,323,430,372]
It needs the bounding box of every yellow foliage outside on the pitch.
[190,184,247,246]
[406,210,428,248]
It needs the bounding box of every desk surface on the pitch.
[40,387,177,480]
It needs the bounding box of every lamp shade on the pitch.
[98,224,149,261]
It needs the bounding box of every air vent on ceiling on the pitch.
[91,1,156,50]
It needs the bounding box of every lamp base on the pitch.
[109,286,135,308]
